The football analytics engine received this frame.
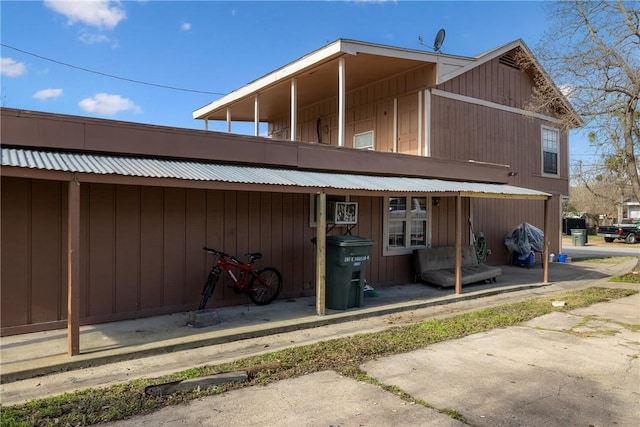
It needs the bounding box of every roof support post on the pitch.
[254,95,259,137]
[226,108,231,133]
[392,98,398,153]
[338,57,345,147]
[67,180,81,356]
[543,197,550,283]
[417,90,423,156]
[454,194,462,294]
[315,191,326,315]
[290,78,297,142]
[424,89,431,157]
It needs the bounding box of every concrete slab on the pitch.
[2,258,638,426]
[362,294,640,427]
[102,371,466,427]
[569,292,640,324]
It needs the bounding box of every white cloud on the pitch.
[181,21,191,31]
[0,57,26,77]
[78,93,142,115]
[79,30,110,44]
[33,88,63,100]
[44,0,126,30]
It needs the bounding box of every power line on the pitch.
[1,43,226,96]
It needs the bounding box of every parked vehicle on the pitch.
[596,219,639,244]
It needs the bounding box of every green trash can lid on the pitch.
[326,235,375,247]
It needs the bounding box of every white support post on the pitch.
[254,95,259,137]
[338,57,345,147]
[424,89,431,157]
[291,78,297,141]
[418,91,423,156]
[393,98,398,153]
[226,108,231,133]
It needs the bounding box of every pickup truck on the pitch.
[596,219,639,244]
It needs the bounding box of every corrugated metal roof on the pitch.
[1,147,550,198]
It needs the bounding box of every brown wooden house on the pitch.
[0,38,578,352]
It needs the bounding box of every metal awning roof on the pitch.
[1,147,550,199]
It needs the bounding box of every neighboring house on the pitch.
[0,38,577,348]
[624,198,639,220]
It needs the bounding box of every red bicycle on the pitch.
[198,247,282,309]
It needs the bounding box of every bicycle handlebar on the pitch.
[202,247,241,264]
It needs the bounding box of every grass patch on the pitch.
[609,273,640,284]
[574,256,636,264]
[1,287,636,427]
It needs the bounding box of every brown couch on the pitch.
[413,245,502,288]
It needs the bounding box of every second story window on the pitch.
[542,127,559,176]
[354,131,374,150]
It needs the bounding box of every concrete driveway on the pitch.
[363,293,640,426]
[104,292,640,427]
[561,237,639,259]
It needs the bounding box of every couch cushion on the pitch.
[419,264,502,287]
[413,245,502,288]
[413,245,479,273]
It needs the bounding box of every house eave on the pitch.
[192,39,473,122]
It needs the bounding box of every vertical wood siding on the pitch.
[2,177,471,333]
[471,197,561,266]
[269,63,435,152]
[0,53,568,333]
[429,54,567,259]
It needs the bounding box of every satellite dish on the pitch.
[433,28,446,52]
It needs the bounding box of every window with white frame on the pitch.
[354,131,374,150]
[542,126,559,176]
[384,196,429,254]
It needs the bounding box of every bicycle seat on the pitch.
[246,252,262,261]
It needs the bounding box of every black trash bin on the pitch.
[325,235,375,310]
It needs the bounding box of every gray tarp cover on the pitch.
[504,222,544,255]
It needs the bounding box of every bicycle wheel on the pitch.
[198,267,220,310]
[248,267,282,306]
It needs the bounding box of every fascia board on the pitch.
[439,40,522,83]
[341,39,470,63]
[515,42,583,127]
[439,39,582,127]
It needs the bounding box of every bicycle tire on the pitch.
[198,267,220,310]
[248,267,282,306]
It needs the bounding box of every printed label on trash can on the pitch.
[343,255,370,264]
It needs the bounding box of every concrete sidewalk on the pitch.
[104,291,640,427]
[1,258,636,407]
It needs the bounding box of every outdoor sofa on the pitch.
[413,245,502,288]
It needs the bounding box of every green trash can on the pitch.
[571,229,587,246]
[325,235,375,310]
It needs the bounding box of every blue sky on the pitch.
[0,0,594,163]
